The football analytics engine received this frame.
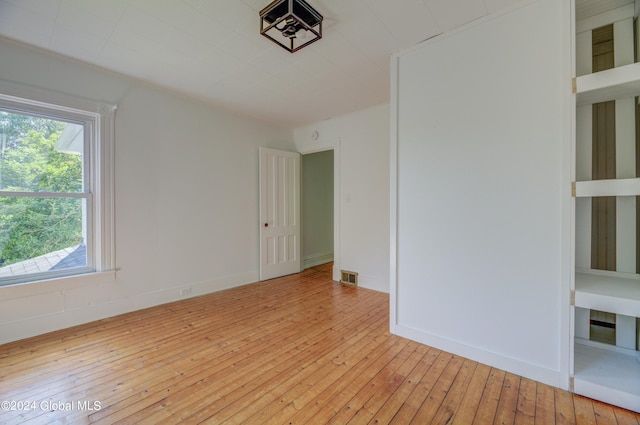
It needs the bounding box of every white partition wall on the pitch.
[390,0,572,388]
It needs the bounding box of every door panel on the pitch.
[260,147,301,280]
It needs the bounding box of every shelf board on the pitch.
[574,178,640,197]
[576,61,640,106]
[574,342,640,412]
[575,271,640,316]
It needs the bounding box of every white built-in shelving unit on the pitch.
[577,61,640,105]
[572,0,640,412]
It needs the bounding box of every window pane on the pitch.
[0,110,84,192]
[0,197,86,278]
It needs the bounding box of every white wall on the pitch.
[0,39,293,344]
[302,150,334,268]
[294,104,390,293]
[391,0,572,388]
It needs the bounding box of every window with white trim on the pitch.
[0,83,115,286]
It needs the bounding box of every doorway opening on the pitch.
[302,150,334,269]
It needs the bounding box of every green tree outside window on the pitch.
[0,111,83,267]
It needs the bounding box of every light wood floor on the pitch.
[1,263,638,425]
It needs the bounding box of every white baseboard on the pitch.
[354,273,389,293]
[0,271,259,345]
[573,377,640,413]
[303,252,333,269]
[393,324,563,389]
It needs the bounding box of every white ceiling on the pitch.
[575,0,636,21]
[0,0,603,128]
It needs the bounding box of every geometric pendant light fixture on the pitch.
[259,0,323,53]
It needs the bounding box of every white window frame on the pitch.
[0,80,115,286]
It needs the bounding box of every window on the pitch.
[0,82,114,286]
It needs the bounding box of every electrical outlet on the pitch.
[180,288,192,296]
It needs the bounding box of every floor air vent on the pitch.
[341,270,358,286]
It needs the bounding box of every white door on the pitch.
[259,147,301,280]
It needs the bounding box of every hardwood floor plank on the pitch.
[283,337,412,425]
[260,336,430,425]
[515,378,537,425]
[9,301,322,406]
[0,278,291,369]
[409,353,465,423]
[429,358,478,424]
[612,408,640,425]
[191,317,390,424]
[0,263,635,425]
[16,276,344,422]
[265,333,409,425]
[366,345,441,425]
[345,344,431,424]
[323,340,422,425]
[278,335,413,425]
[535,383,556,425]
[92,294,384,424]
[450,362,492,425]
[574,395,598,425]
[20,283,355,424]
[388,350,454,424]
[472,368,506,425]
[2,279,332,399]
[555,387,577,425]
[493,372,521,425]
[593,401,623,425]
